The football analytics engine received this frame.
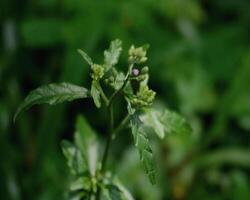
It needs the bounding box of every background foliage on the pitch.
[1,0,250,199]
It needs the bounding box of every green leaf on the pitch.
[68,190,88,200]
[196,148,250,168]
[143,109,165,139]
[104,39,122,71]
[61,140,88,175]
[130,112,156,185]
[14,82,89,122]
[70,176,92,191]
[162,109,192,135]
[77,49,93,65]
[91,81,101,108]
[114,181,134,200]
[102,185,122,200]
[75,115,98,175]
[109,71,126,90]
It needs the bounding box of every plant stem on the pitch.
[96,104,114,200]
[113,114,130,137]
[101,104,114,172]
[96,81,109,106]
[96,65,133,200]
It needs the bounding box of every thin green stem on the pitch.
[96,105,114,200]
[96,81,109,106]
[101,105,114,171]
[96,65,133,200]
[108,64,133,106]
[113,114,130,137]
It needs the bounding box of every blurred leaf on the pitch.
[70,176,91,191]
[61,140,87,175]
[102,185,122,200]
[91,81,101,108]
[14,83,89,121]
[75,115,99,175]
[77,49,93,66]
[68,190,88,200]
[162,109,192,135]
[143,109,165,138]
[196,148,250,168]
[230,171,250,200]
[114,180,134,200]
[104,39,122,71]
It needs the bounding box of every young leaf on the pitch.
[61,140,88,175]
[143,109,165,139]
[104,39,122,71]
[130,112,156,185]
[70,176,92,191]
[91,81,101,108]
[162,109,192,135]
[77,49,93,65]
[102,185,122,200]
[14,82,89,122]
[75,115,99,175]
[68,190,88,200]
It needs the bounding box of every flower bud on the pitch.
[132,68,140,76]
[91,64,104,80]
[128,45,148,64]
[141,66,149,74]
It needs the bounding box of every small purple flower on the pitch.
[132,68,140,76]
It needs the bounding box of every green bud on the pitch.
[91,64,104,80]
[137,74,146,81]
[128,45,148,64]
[109,76,115,82]
[104,78,109,84]
[141,66,149,74]
[131,85,156,107]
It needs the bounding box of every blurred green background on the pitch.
[1,0,250,199]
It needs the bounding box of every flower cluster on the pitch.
[91,64,104,80]
[128,45,148,64]
[131,85,156,107]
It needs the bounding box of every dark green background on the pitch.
[1,0,250,199]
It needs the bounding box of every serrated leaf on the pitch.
[104,39,122,71]
[14,82,89,122]
[75,115,98,175]
[77,49,93,65]
[130,112,156,185]
[143,109,165,139]
[91,81,101,108]
[61,140,88,175]
[162,109,192,135]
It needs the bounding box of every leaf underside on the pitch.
[14,82,89,122]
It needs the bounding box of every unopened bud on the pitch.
[141,66,149,74]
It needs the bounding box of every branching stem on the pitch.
[96,64,134,200]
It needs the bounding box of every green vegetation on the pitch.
[1,0,250,200]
